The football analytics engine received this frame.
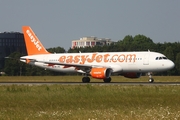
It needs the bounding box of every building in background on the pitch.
[72,36,114,49]
[0,32,27,70]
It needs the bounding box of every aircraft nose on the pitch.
[168,60,175,69]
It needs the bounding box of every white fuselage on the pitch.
[20,51,175,74]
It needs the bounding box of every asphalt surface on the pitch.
[0,82,180,86]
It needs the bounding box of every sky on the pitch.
[0,0,179,50]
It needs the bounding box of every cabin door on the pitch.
[143,53,149,65]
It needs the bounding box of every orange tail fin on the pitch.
[22,26,50,55]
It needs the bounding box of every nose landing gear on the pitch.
[148,72,154,83]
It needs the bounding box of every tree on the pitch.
[175,53,180,75]
[47,46,66,53]
[132,35,155,51]
[163,46,174,61]
[121,35,133,51]
[4,52,25,76]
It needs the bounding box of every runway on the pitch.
[0,82,180,86]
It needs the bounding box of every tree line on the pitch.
[3,34,180,76]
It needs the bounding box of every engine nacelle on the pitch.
[123,72,142,78]
[90,67,111,79]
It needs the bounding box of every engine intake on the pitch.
[90,67,111,79]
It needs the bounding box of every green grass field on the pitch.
[0,76,180,120]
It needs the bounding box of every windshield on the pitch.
[155,56,168,60]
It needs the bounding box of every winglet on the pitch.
[22,26,50,55]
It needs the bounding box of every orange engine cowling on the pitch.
[90,67,111,79]
[123,72,142,78]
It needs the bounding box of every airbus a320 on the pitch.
[20,26,175,83]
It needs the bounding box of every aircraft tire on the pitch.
[82,77,90,83]
[149,78,154,83]
[103,77,111,83]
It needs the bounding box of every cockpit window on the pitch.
[155,56,168,60]
[163,57,167,59]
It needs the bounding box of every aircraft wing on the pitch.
[36,60,123,73]
[20,55,123,73]
[38,60,106,68]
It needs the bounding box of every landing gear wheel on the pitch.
[82,77,90,83]
[148,72,154,83]
[103,77,111,83]
[149,78,154,83]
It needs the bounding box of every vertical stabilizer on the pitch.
[22,26,50,55]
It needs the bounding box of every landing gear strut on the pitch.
[148,72,154,83]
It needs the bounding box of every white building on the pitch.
[72,36,113,49]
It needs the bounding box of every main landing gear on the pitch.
[82,76,112,83]
[82,77,90,83]
[148,72,154,83]
[103,77,111,83]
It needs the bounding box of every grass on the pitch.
[0,76,179,119]
[0,83,180,119]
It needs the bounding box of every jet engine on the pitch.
[90,67,111,79]
[123,72,142,78]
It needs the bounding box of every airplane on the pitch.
[20,26,175,83]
